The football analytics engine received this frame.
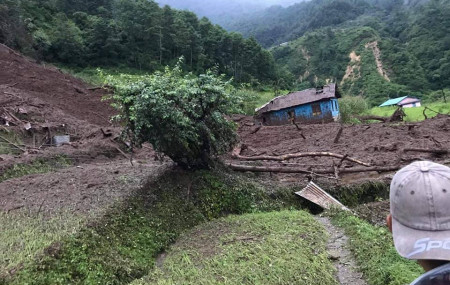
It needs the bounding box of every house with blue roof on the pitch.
[379,96,421,108]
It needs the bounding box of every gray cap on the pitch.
[390,161,450,260]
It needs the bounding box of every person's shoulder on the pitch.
[410,263,450,285]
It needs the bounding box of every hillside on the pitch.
[0,36,449,284]
[155,0,306,28]
[230,0,449,104]
[0,0,276,84]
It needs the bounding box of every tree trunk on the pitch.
[232,151,371,167]
[228,164,400,174]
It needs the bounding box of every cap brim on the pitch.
[392,217,450,260]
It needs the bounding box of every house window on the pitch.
[312,103,322,116]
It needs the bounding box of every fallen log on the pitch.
[357,115,388,123]
[231,143,243,157]
[333,126,343,144]
[292,122,306,139]
[358,107,406,123]
[87,85,112,91]
[232,151,371,167]
[404,148,449,155]
[228,163,400,174]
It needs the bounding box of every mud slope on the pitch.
[0,43,114,127]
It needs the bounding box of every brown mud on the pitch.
[0,43,165,217]
[230,114,449,184]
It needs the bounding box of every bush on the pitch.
[338,96,369,123]
[108,60,242,169]
[234,89,260,115]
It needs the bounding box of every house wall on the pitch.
[399,97,421,106]
[260,99,340,126]
[402,102,421,108]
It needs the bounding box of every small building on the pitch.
[379,96,421,108]
[255,84,341,126]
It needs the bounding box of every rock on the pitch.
[328,250,340,261]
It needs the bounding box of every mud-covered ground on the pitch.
[229,114,449,184]
[1,42,449,222]
[0,43,166,217]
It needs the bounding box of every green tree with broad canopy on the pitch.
[108,59,241,169]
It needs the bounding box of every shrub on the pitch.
[339,95,369,123]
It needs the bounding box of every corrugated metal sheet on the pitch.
[255,84,340,115]
[379,96,421,107]
[295,182,349,211]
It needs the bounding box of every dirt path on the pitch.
[315,215,367,285]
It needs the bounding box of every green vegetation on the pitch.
[58,66,141,86]
[329,182,389,208]
[3,0,449,104]
[0,131,23,155]
[229,0,370,48]
[235,88,290,115]
[0,156,72,183]
[0,211,82,279]
[0,0,276,85]
[338,96,369,123]
[366,102,450,122]
[7,168,301,284]
[330,211,423,285]
[133,210,337,285]
[108,62,241,169]
[267,0,450,105]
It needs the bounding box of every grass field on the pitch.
[365,102,450,122]
[133,210,337,285]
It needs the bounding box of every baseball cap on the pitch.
[390,161,450,260]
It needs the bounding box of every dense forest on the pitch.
[235,0,449,104]
[155,0,304,28]
[0,0,276,84]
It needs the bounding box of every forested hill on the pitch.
[228,0,431,48]
[0,0,276,84]
[155,0,305,28]
[233,0,449,105]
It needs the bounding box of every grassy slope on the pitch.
[330,211,423,285]
[134,210,337,285]
[366,102,450,122]
[5,168,301,284]
[0,211,83,278]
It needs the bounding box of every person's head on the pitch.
[387,161,450,271]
